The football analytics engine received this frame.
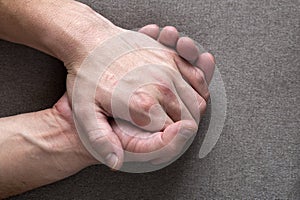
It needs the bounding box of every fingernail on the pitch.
[105,153,119,169]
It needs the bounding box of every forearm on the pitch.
[0,0,120,66]
[0,108,91,199]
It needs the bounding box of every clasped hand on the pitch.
[65,26,215,170]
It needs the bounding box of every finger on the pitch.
[138,24,160,40]
[115,119,196,152]
[89,114,124,170]
[150,120,198,165]
[112,119,197,164]
[173,76,207,124]
[156,83,181,122]
[174,56,210,101]
[138,26,215,85]
[74,105,124,170]
[176,37,200,64]
[158,26,179,48]
[155,82,198,127]
[112,119,161,163]
[196,52,216,84]
[110,118,153,150]
[128,90,174,132]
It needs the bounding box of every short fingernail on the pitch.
[105,153,119,169]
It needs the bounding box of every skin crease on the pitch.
[0,0,215,198]
[1,0,212,169]
[0,95,97,199]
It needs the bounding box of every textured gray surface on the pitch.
[1,0,299,199]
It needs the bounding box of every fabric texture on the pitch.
[1,0,299,199]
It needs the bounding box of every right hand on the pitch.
[0,0,214,170]
[67,28,208,169]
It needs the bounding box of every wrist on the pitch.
[0,0,123,69]
[0,107,97,197]
[48,105,99,169]
[39,1,123,69]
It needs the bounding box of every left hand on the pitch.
[53,93,199,168]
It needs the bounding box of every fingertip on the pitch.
[176,37,199,63]
[158,26,179,48]
[207,52,216,65]
[88,129,124,170]
[161,122,180,143]
[151,121,197,165]
[138,24,160,39]
[196,52,216,84]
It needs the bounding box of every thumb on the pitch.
[74,109,124,170]
[88,127,124,170]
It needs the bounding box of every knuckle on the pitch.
[195,68,206,85]
[185,120,199,133]
[169,100,179,110]
[134,92,156,112]
[157,84,176,101]
[157,84,172,95]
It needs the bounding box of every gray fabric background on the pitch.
[1,0,299,199]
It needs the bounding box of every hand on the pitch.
[51,94,98,168]
[0,0,214,170]
[66,28,211,169]
[53,94,198,168]
[54,3,213,169]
